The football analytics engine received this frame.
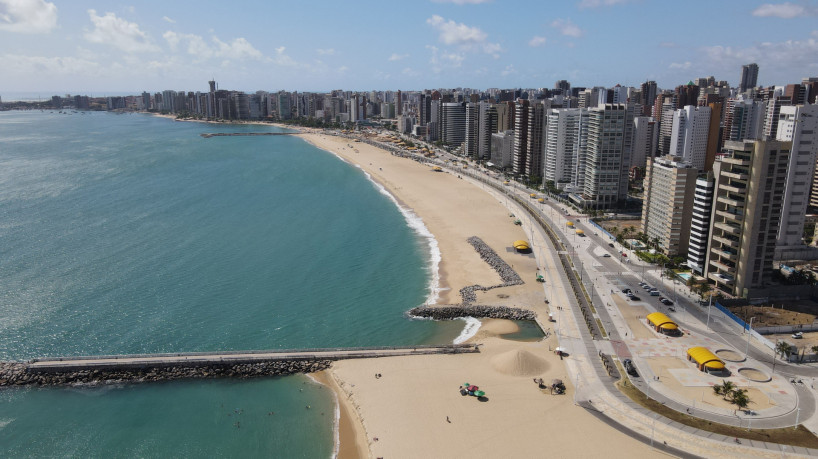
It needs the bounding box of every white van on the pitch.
[649,290,660,296]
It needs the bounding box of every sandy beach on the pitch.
[299,132,657,458]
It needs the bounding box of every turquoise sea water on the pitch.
[0,111,462,457]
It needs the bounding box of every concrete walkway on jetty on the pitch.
[200,132,295,138]
[27,344,479,372]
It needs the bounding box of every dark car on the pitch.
[623,359,638,377]
[662,299,674,305]
[628,295,640,301]
[621,288,632,293]
[608,243,614,247]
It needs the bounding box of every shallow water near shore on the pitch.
[0,111,461,456]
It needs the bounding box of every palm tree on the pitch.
[712,383,723,397]
[731,389,751,414]
[719,380,736,400]
[776,341,795,359]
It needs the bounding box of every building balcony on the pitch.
[711,247,737,261]
[713,221,741,235]
[717,195,742,207]
[708,271,735,285]
[721,183,747,193]
[712,235,739,248]
[715,209,742,221]
[722,157,750,166]
[722,170,748,181]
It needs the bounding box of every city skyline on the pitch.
[1,0,818,94]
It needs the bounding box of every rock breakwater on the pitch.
[458,237,524,304]
[408,305,535,321]
[0,360,330,387]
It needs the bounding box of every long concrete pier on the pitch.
[1,344,478,387]
[27,344,478,371]
[200,132,295,138]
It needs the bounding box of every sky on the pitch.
[1,0,818,95]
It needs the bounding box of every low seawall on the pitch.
[408,305,536,321]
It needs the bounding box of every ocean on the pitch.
[0,111,465,457]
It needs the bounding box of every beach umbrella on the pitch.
[554,347,565,353]
[467,385,479,391]
[551,379,563,386]
[474,390,485,397]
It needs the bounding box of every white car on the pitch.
[792,332,804,339]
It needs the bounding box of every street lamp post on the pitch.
[745,316,756,360]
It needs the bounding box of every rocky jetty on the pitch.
[408,305,535,321]
[0,360,330,387]
[457,237,524,304]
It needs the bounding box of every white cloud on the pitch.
[163,31,264,61]
[551,18,583,38]
[85,9,159,53]
[0,0,57,33]
[425,15,502,56]
[500,64,517,76]
[528,36,547,47]
[578,0,631,8]
[2,53,99,74]
[388,53,408,61]
[431,0,491,4]
[337,65,349,73]
[162,15,175,24]
[426,14,486,45]
[426,45,465,73]
[669,61,692,70]
[701,31,818,81]
[751,2,813,18]
[402,67,420,77]
[316,48,335,55]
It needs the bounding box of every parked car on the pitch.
[629,295,641,301]
[642,285,653,290]
[608,242,615,247]
[650,291,660,296]
[602,253,611,257]
[663,299,674,306]
[622,288,632,294]
[623,359,638,377]
[792,332,804,339]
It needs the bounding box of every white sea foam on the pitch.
[0,419,11,430]
[453,317,481,344]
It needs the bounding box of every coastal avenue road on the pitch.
[27,345,479,371]
[387,134,818,455]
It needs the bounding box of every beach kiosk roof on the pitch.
[513,240,530,250]
[646,312,678,333]
[575,229,584,235]
[566,221,574,227]
[687,347,726,371]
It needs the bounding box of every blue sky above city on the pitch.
[1,0,818,95]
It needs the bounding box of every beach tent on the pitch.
[687,347,726,373]
[645,312,679,336]
[513,240,530,251]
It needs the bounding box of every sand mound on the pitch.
[490,349,549,376]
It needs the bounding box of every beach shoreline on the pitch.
[295,131,658,458]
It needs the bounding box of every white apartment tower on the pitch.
[774,104,818,259]
[687,175,715,275]
[581,104,631,209]
[669,105,712,170]
[478,102,498,160]
[543,108,585,187]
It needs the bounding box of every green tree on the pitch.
[712,382,723,397]
[730,388,751,414]
[776,341,795,359]
[719,380,736,400]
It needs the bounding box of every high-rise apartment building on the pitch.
[722,98,764,145]
[543,108,585,187]
[641,156,698,256]
[687,174,715,275]
[525,102,546,178]
[478,102,498,160]
[491,130,515,169]
[631,116,657,169]
[706,139,791,297]
[512,99,530,175]
[739,63,759,93]
[668,105,711,170]
[581,104,631,209]
[775,104,818,259]
[464,103,479,158]
[441,102,466,147]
